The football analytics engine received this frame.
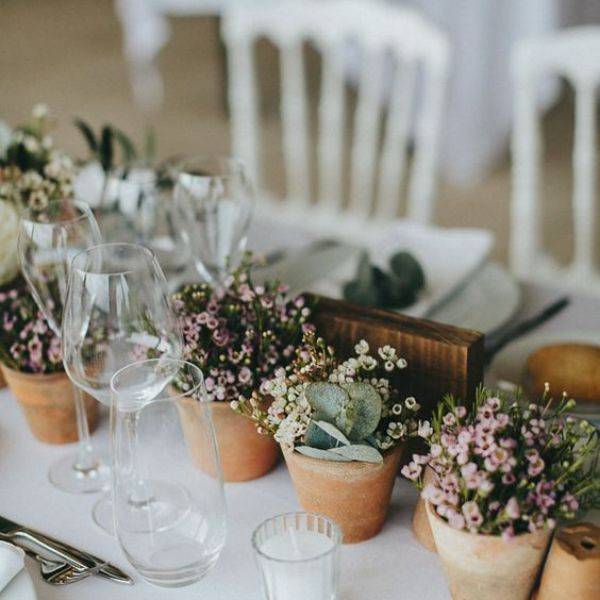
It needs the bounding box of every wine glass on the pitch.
[81,164,192,283]
[173,156,254,286]
[111,358,226,587]
[18,198,110,494]
[62,242,183,531]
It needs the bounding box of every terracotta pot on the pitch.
[426,502,551,600]
[1,364,98,444]
[283,444,403,543]
[411,467,437,552]
[179,399,279,482]
[536,522,599,600]
[0,368,6,389]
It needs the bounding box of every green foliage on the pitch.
[343,250,425,310]
[74,118,143,173]
[301,381,384,463]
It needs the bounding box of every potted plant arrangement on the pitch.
[172,256,313,482]
[0,278,98,444]
[235,334,421,542]
[0,104,75,214]
[402,385,600,600]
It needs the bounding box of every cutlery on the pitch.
[483,296,570,367]
[21,547,101,585]
[0,515,133,585]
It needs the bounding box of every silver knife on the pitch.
[0,515,133,585]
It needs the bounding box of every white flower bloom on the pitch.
[391,403,402,416]
[404,397,419,410]
[396,358,408,369]
[32,103,49,119]
[418,420,433,438]
[354,340,369,355]
[23,136,39,153]
[358,355,377,370]
[384,360,395,372]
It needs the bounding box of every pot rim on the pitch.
[425,500,553,542]
[0,362,66,380]
[282,441,403,466]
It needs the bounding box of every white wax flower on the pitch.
[0,200,19,285]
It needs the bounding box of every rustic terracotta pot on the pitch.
[1,364,98,444]
[283,444,404,543]
[426,502,551,600]
[179,399,279,482]
[411,467,437,552]
[535,522,599,600]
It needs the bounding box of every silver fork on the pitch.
[24,548,101,585]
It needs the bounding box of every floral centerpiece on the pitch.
[171,256,313,481]
[236,334,421,542]
[0,105,75,213]
[403,385,600,600]
[0,278,98,443]
[0,278,62,374]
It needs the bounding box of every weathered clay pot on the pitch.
[283,444,404,543]
[1,364,98,444]
[535,522,599,600]
[179,399,279,482]
[426,502,551,600]
[411,466,437,552]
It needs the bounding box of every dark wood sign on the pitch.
[311,296,484,416]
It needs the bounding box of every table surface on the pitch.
[1,281,598,600]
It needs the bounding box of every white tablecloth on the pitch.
[1,281,598,599]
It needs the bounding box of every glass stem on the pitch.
[72,384,97,473]
[125,412,153,506]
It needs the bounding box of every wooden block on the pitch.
[310,295,484,415]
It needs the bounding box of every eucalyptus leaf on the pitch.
[389,251,426,290]
[313,420,350,446]
[330,444,384,463]
[304,420,339,450]
[305,382,349,419]
[341,382,382,441]
[295,446,353,462]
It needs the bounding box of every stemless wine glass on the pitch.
[111,358,226,588]
[173,156,254,286]
[62,242,183,531]
[18,198,110,494]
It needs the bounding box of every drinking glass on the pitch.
[173,156,254,286]
[18,198,110,494]
[62,242,183,531]
[111,359,226,588]
[87,165,192,282]
[252,513,342,600]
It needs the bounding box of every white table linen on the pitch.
[0,281,597,599]
[0,542,24,593]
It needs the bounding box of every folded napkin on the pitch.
[0,541,24,592]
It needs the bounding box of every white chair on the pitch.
[511,26,600,293]
[221,0,449,237]
[115,0,235,113]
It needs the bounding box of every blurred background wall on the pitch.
[2,0,599,264]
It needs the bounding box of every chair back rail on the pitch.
[511,26,600,292]
[222,0,449,224]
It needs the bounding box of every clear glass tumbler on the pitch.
[111,358,226,588]
[252,513,342,600]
